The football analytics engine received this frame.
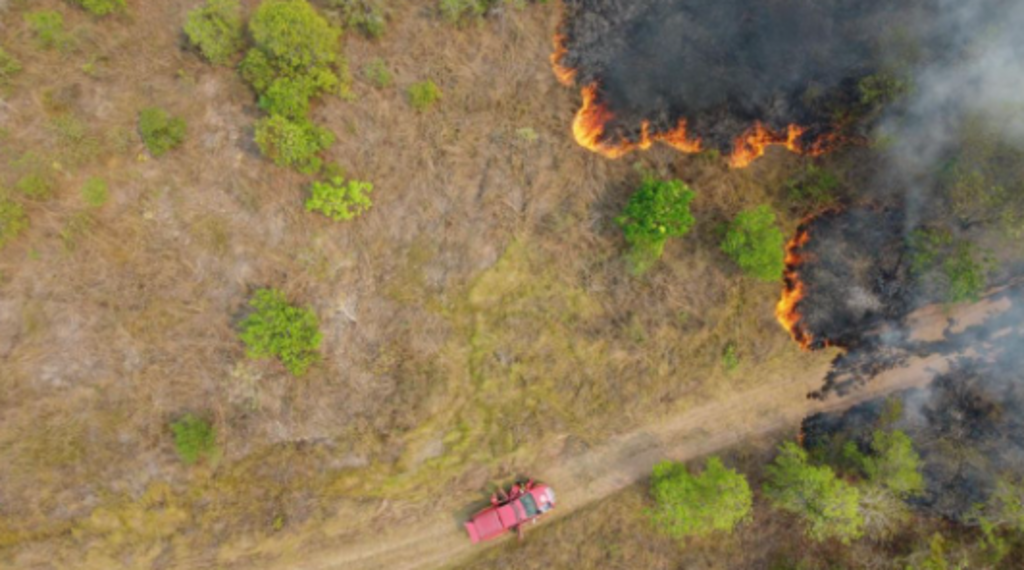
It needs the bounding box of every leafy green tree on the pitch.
[254,115,335,174]
[764,441,863,543]
[243,0,341,96]
[861,429,925,498]
[721,205,785,281]
[71,0,126,16]
[0,197,28,249]
[649,456,752,538]
[407,80,442,111]
[239,288,322,376]
[258,76,317,120]
[139,107,187,157]
[306,176,373,221]
[615,177,696,273]
[184,0,245,66]
[944,241,990,304]
[169,414,218,464]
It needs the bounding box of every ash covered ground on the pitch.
[791,207,912,349]
[557,0,945,152]
[805,290,1024,519]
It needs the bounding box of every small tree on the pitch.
[721,205,785,281]
[139,107,187,157]
[24,11,70,51]
[861,429,925,498]
[649,456,752,538]
[239,288,322,376]
[244,0,341,95]
[184,0,245,66]
[254,115,335,174]
[170,414,218,464]
[306,176,373,221]
[616,177,696,273]
[943,241,990,304]
[764,441,864,543]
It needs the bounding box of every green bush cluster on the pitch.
[169,413,218,464]
[139,107,187,157]
[305,176,373,221]
[254,114,335,174]
[649,456,752,538]
[184,0,245,66]
[0,48,22,87]
[71,0,126,16]
[241,0,344,173]
[239,288,322,376]
[0,197,29,249]
[326,0,386,38]
[407,80,442,111]
[616,177,696,274]
[720,205,785,282]
[15,173,55,200]
[25,11,70,52]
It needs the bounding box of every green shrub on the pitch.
[50,115,100,167]
[184,0,245,66]
[616,177,696,274]
[407,80,442,111]
[258,76,316,120]
[326,0,386,38]
[169,413,218,464]
[306,176,373,221]
[25,11,69,51]
[721,342,739,372]
[139,107,187,157]
[244,0,341,97]
[81,177,109,207]
[0,48,22,86]
[764,441,863,543]
[721,205,785,282]
[362,58,392,88]
[0,197,29,249]
[239,288,322,376]
[943,241,991,304]
[649,457,752,538]
[254,115,334,174]
[71,0,126,16]
[786,165,839,209]
[16,173,55,200]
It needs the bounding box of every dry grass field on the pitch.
[0,1,833,567]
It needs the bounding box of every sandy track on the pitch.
[272,292,1011,570]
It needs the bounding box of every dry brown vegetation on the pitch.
[0,1,827,567]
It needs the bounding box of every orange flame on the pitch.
[551,34,836,166]
[775,226,814,350]
[550,34,577,87]
[572,84,702,159]
[729,123,809,168]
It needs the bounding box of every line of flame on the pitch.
[775,225,813,349]
[571,84,702,159]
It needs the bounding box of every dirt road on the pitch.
[269,291,1012,570]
